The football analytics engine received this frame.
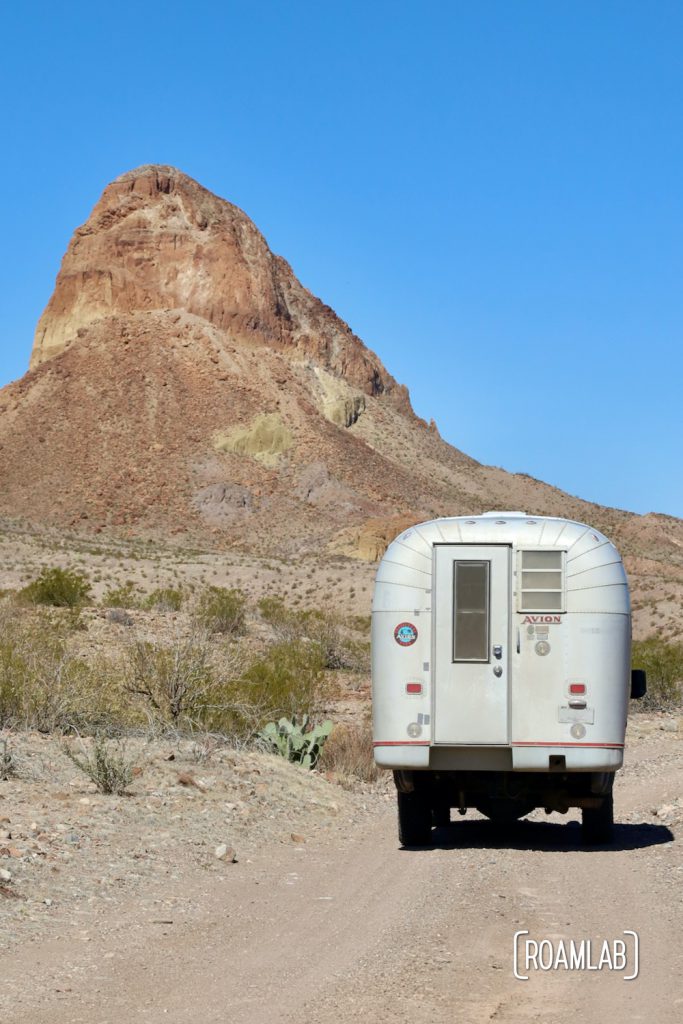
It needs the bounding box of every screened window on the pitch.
[519,550,565,611]
[453,561,489,661]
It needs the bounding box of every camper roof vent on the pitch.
[481,510,527,517]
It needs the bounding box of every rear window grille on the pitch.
[519,550,565,612]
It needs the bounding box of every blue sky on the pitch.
[1,1,681,517]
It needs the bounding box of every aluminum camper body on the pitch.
[371,512,644,844]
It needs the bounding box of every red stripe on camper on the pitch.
[512,741,624,749]
[373,741,431,747]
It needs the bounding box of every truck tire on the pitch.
[397,789,433,847]
[581,793,614,845]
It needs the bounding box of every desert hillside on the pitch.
[0,164,681,634]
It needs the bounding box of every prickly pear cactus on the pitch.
[258,715,333,769]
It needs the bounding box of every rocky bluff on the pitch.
[1,164,679,571]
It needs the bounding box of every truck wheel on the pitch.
[581,794,614,845]
[397,789,433,847]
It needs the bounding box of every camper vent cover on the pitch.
[519,550,565,612]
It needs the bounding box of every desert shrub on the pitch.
[202,640,329,739]
[257,595,292,633]
[123,632,219,728]
[257,596,369,672]
[143,587,184,612]
[0,610,131,733]
[102,581,142,609]
[239,639,327,717]
[632,638,683,710]
[62,736,136,794]
[347,614,371,636]
[19,567,91,608]
[195,586,247,636]
[123,635,210,725]
[318,720,380,786]
[119,630,329,739]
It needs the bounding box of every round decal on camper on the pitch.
[394,622,418,646]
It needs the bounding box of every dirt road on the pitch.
[2,721,682,1023]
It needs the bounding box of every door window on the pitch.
[453,561,490,662]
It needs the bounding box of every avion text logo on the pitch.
[523,615,562,624]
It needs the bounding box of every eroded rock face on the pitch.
[0,166,430,550]
[31,165,411,412]
[4,163,681,584]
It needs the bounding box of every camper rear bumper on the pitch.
[374,742,431,768]
[511,743,624,772]
[374,741,624,772]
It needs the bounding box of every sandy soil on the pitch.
[1,715,681,1023]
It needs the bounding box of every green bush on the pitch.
[121,631,325,739]
[347,614,371,636]
[240,639,326,713]
[102,581,142,609]
[202,639,329,739]
[257,596,369,671]
[19,567,91,608]
[257,595,292,633]
[195,586,247,636]
[143,588,184,612]
[0,609,131,733]
[632,638,683,710]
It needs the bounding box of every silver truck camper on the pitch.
[371,512,647,846]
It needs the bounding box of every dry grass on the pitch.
[319,719,380,787]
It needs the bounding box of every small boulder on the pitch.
[214,844,237,863]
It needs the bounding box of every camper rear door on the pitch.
[433,544,511,744]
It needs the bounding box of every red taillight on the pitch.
[406,682,422,695]
[569,683,586,695]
